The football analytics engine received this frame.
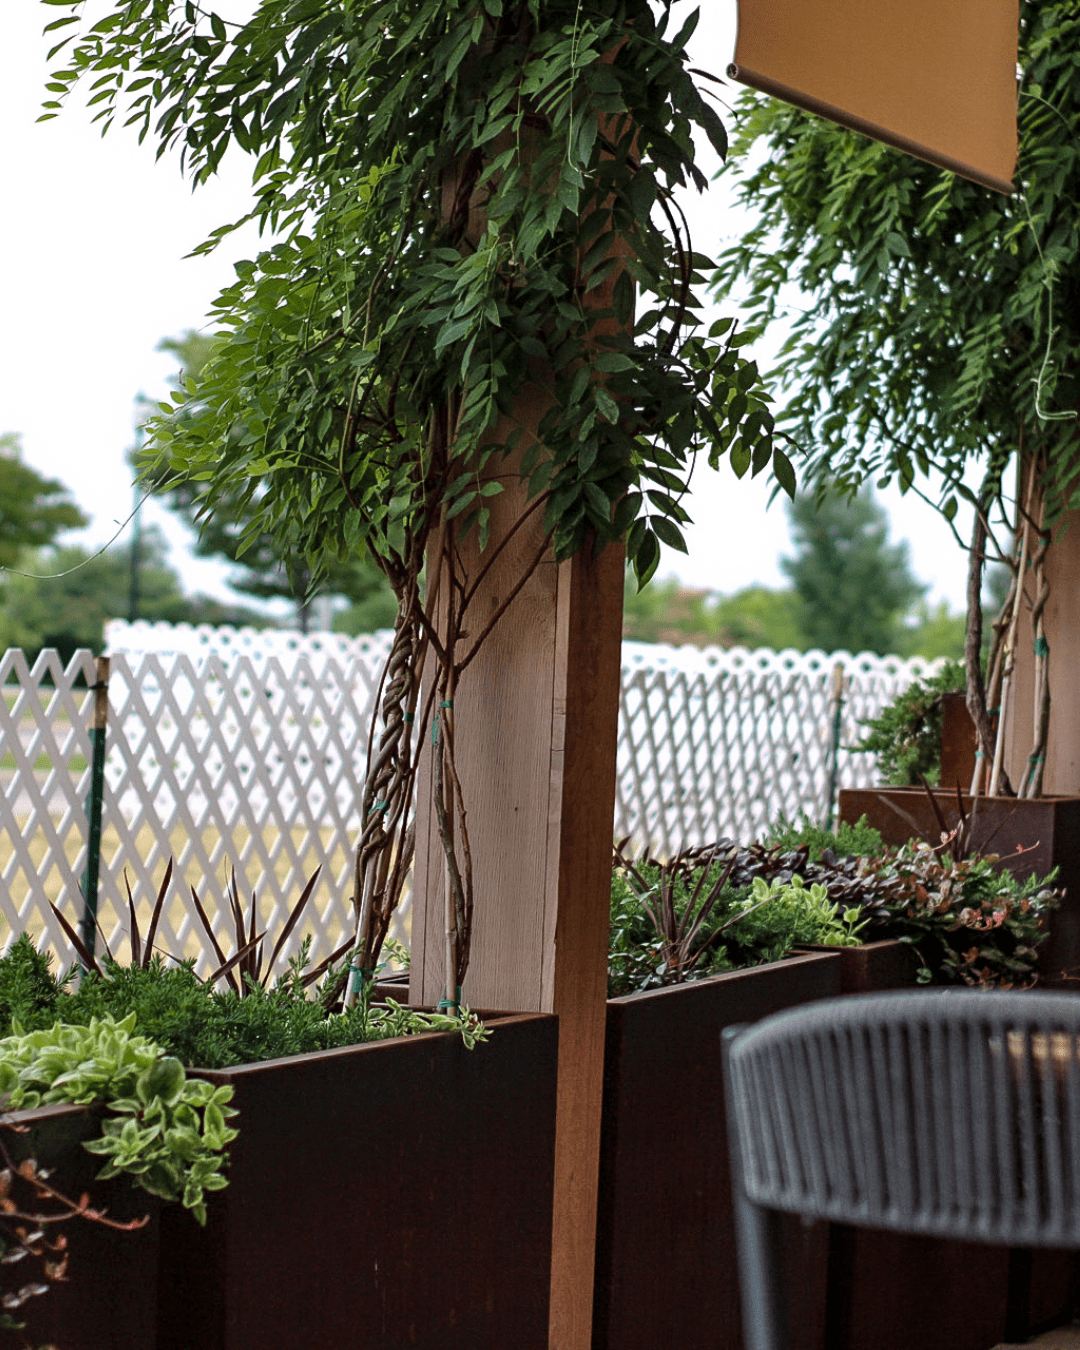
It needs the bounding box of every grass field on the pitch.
[0,753,87,772]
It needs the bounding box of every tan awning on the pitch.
[730,0,1018,194]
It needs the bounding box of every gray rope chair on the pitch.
[722,990,1080,1350]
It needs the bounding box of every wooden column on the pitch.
[1002,498,1080,794]
[409,449,624,1350]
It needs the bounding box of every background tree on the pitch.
[781,488,924,654]
[0,525,269,660]
[713,0,1080,786]
[0,433,86,566]
[150,332,396,632]
[621,575,801,649]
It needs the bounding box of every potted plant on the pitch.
[18,871,560,1350]
[593,827,1064,1350]
[0,937,237,1350]
[594,836,882,1350]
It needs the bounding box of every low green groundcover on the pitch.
[609,816,1061,996]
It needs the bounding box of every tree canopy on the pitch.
[42,0,786,592]
[0,433,86,568]
[713,0,1080,526]
[781,489,923,656]
[0,525,269,659]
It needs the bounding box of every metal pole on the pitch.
[80,656,110,957]
[823,661,845,831]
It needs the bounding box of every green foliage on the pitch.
[621,574,802,649]
[0,935,66,1032]
[331,570,400,635]
[895,601,967,662]
[40,0,789,593]
[0,1013,237,1224]
[13,948,487,1068]
[608,847,867,995]
[860,842,1059,987]
[147,332,400,630]
[713,1,1080,523]
[742,874,867,947]
[856,658,965,785]
[781,488,924,655]
[0,526,267,658]
[766,813,884,861]
[611,826,1060,993]
[0,434,86,570]
[710,585,804,651]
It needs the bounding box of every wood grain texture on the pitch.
[409,473,624,1350]
[593,953,842,1350]
[1003,493,1080,795]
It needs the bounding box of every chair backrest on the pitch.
[723,989,1080,1250]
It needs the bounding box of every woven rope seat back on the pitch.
[724,990,1080,1250]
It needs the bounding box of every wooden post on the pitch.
[1002,495,1080,794]
[409,451,624,1350]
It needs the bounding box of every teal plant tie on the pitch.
[1034,635,1050,657]
[432,699,454,745]
[347,964,375,1001]
[437,985,463,1015]
[1029,753,1046,763]
[403,712,414,724]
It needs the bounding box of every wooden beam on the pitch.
[410,465,624,1350]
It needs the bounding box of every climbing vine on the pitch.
[40,0,786,993]
[713,0,1080,796]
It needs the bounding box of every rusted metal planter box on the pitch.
[839,786,1080,985]
[156,1012,558,1350]
[592,951,842,1350]
[2,1102,160,1350]
[799,936,919,993]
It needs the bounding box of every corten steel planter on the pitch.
[839,786,1080,986]
[155,1011,558,1350]
[796,937,919,994]
[2,1102,160,1350]
[592,951,842,1350]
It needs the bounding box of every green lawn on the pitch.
[0,753,87,772]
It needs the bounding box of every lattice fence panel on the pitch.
[1,629,942,967]
[615,644,943,855]
[0,640,398,975]
[0,649,99,957]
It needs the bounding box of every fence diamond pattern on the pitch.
[615,643,942,854]
[0,624,942,972]
[0,648,99,952]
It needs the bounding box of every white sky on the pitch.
[0,0,974,615]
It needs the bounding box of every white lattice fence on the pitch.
[0,637,396,974]
[615,643,944,854]
[0,625,943,969]
[0,648,100,956]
